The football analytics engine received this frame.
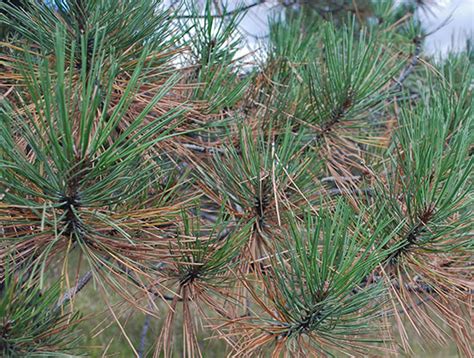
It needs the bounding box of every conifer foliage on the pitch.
[0,0,472,357]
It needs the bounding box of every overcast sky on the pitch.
[233,0,474,57]
[417,0,474,55]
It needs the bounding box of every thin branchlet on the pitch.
[322,89,355,133]
[389,204,436,263]
[282,308,323,338]
[252,179,271,230]
[179,268,201,287]
[59,156,91,235]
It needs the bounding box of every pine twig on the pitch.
[321,175,361,183]
[182,143,225,154]
[177,0,267,19]
[138,306,153,358]
[315,187,373,197]
[394,36,422,90]
[55,270,93,311]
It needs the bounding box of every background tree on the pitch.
[1,0,472,357]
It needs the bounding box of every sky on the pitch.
[417,0,474,55]
[233,0,474,57]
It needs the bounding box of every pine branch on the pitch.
[324,187,373,197]
[394,36,422,90]
[177,0,267,19]
[388,205,436,264]
[138,306,152,358]
[182,143,225,154]
[54,270,93,311]
[321,175,361,183]
[375,294,437,319]
[118,262,183,302]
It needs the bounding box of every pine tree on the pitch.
[1,0,472,357]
